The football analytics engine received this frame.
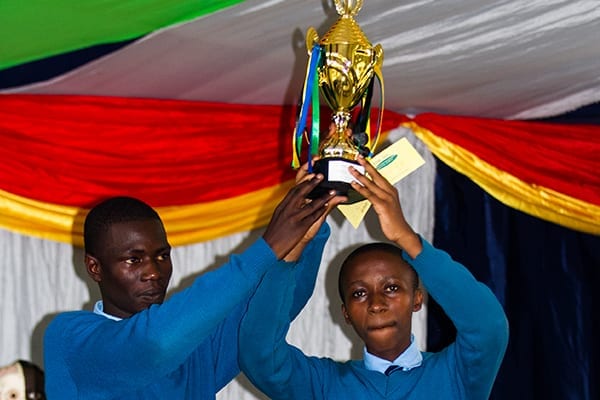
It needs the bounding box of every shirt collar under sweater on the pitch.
[93,300,122,321]
[363,334,423,374]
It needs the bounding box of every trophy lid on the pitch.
[319,0,371,47]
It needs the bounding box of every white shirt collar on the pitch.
[93,300,122,321]
[363,334,423,374]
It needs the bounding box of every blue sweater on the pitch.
[43,225,329,399]
[239,238,509,400]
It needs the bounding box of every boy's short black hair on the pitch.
[338,242,419,302]
[83,196,161,256]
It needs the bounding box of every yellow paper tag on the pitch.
[338,138,426,228]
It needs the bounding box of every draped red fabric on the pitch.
[0,94,404,208]
[412,113,600,206]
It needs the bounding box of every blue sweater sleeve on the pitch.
[289,223,330,319]
[44,237,280,397]
[209,223,330,391]
[404,238,509,399]
[238,225,331,399]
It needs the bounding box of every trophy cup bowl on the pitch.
[305,3,383,203]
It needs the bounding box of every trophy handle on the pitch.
[373,44,384,67]
[306,27,320,54]
[368,43,385,154]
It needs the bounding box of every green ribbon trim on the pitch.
[0,0,244,70]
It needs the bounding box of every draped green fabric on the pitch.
[0,0,244,70]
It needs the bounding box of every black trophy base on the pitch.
[308,157,365,204]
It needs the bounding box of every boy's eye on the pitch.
[386,284,399,293]
[352,289,366,298]
[157,253,170,262]
[124,257,141,265]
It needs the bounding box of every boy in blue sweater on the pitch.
[239,156,509,399]
[43,175,347,399]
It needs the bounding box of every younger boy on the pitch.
[239,156,509,399]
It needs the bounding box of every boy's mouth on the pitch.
[368,321,397,331]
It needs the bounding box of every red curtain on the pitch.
[411,113,600,206]
[0,94,404,208]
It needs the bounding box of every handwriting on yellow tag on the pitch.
[338,138,425,228]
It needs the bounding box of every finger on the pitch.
[295,162,311,182]
[296,174,324,196]
[296,172,316,184]
[348,169,396,207]
[347,165,382,196]
[328,123,336,136]
[275,175,319,213]
[300,197,334,225]
[325,194,349,211]
[352,158,397,199]
[282,174,326,211]
[298,189,333,213]
[349,175,374,200]
[295,156,324,182]
[298,159,313,173]
[356,156,393,189]
[297,189,342,220]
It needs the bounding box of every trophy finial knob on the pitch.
[321,1,370,47]
[334,0,363,17]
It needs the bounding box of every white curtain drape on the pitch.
[6,0,600,120]
[0,128,435,399]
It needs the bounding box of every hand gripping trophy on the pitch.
[292,0,384,203]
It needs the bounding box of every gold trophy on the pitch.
[292,0,384,203]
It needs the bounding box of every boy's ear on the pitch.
[85,254,102,283]
[413,288,424,312]
[341,304,351,324]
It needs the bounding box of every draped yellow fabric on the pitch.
[406,121,600,235]
[0,181,294,247]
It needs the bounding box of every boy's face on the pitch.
[86,219,173,319]
[340,250,422,361]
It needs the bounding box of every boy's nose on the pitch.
[368,293,387,311]
[142,261,161,280]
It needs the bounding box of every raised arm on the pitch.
[349,155,422,257]
[405,239,508,398]
[238,164,346,399]
[349,156,508,398]
[239,248,327,400]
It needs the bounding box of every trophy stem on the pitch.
[332,110,351,133]
[311,109,365,204]
[321,111,359,160]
